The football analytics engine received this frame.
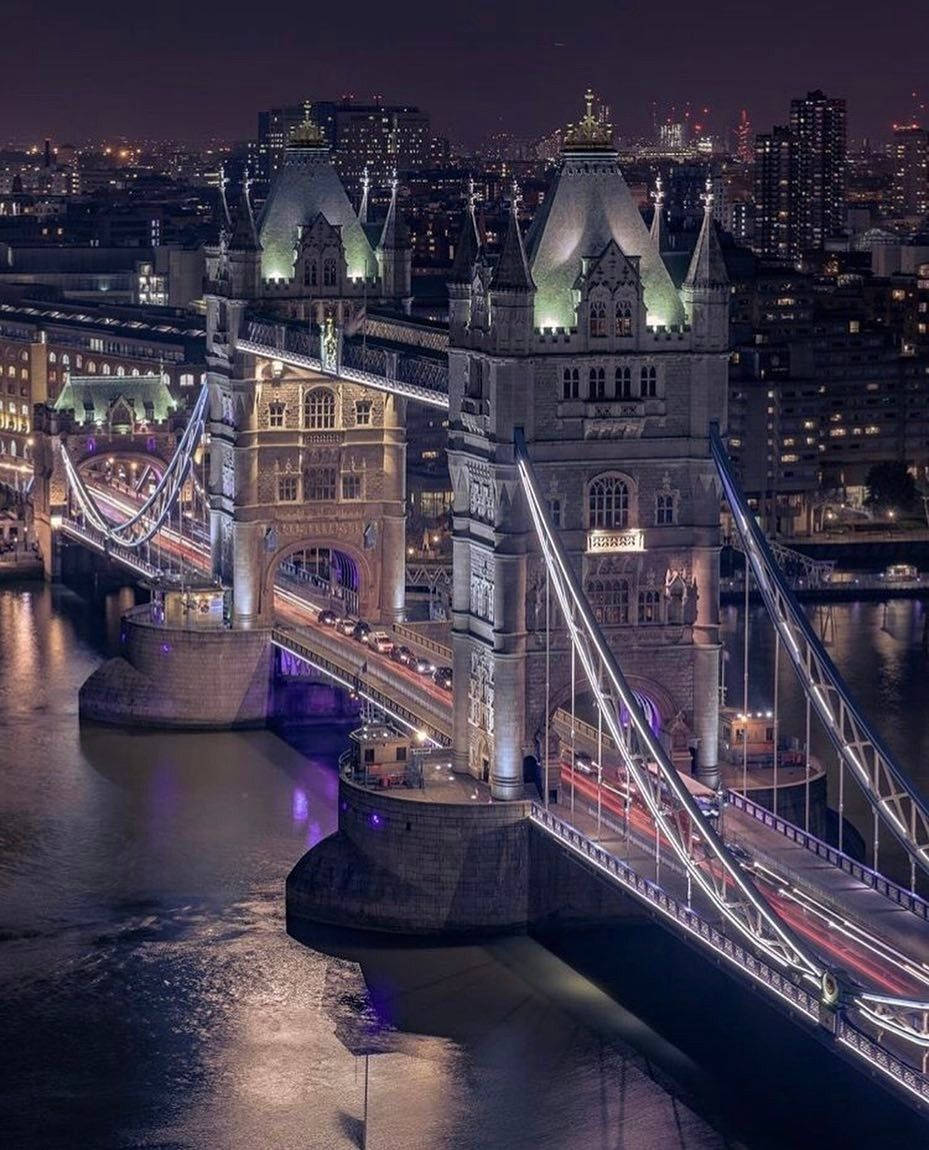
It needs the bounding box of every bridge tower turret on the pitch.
[682,177,729,352]
[376,171,412,315]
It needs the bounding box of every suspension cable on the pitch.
[711,425,929,881]
[515,430,824,981]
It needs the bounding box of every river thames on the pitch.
[1,582,928,1148]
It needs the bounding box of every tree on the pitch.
[864,461,916,512]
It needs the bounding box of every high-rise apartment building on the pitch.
[753,127,793,261]
[789,90,847,253]
[891,124,929,218]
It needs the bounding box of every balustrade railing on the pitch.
[728,791,929,921]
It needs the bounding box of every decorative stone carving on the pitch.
[468,647,495,735]
[469,547,493,621]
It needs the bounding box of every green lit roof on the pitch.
[54,373,176,425]
[525,153,686,330]
[257,145,377,282]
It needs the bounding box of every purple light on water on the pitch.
[369,812,381,829]
[86,436,96,453]
[161,642,171,654]
[292,788,309,822]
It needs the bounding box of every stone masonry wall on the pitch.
[80,606,273,728]
[286,779,649,936]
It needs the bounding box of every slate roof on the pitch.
[257,142,376,282]
[525,153,686,329]
[491,207,534,291]
[54,374,177,425]
[684,207,729,291]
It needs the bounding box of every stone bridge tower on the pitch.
[447,95,728,800]
[205,161,407,627]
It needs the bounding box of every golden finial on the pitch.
[563,88,614,153]
[289,111,326,148]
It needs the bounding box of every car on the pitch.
[391,645,414,666]
[573,752,595,775]
[433,666,453,690]
[352,621,372,643]
[370,631,393,654]
[317,609,338,627]
[412,655,436,676]
[724,841,754,868]
[337,616,359,636]
[694,793,720,821]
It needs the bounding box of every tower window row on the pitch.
[562,365,659,402]
[266,389,375,431]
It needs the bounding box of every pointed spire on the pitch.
[491,181,534,291]
[358,165,370,224]
[229,169,260,252]
[450,176,482,284]
[211,162,232,242]
[684,176,727,290]
[650,173,668,252]
[378,168,409,250]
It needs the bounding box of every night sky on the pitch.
[2,0,926,146]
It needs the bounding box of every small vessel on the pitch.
[883,563,918,581]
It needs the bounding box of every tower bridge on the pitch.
[28,100,929,1115]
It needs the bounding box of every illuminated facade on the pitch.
[447,95,729,797]
[203,139,409,627]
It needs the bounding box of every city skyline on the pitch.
[2,0,927,146]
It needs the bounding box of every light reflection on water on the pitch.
[0,583,732,1150]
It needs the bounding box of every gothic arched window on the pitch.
[589,299,607,338]
[655,491,675,525]
[615,300,633,337]
[588,475,629,528]
[305,260,318,287]
[303,387,335,430]
[323,257,337,287]
[588,366,606,400]
[562,367,579,400]
[615,365,633,399]
[638,589,662,624]
[586,578,630,625]
[641,364,657,397]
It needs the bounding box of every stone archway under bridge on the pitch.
[265,533,378,623]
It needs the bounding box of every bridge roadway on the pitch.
[67,484,929,1085]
